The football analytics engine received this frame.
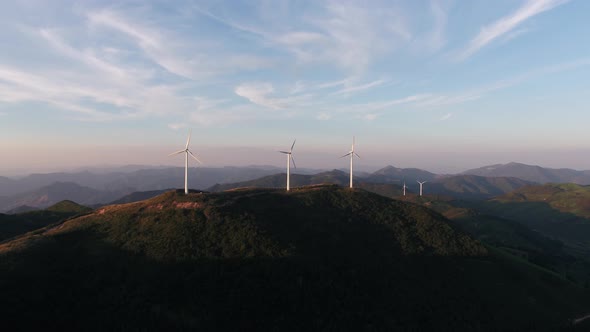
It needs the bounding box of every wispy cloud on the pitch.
[427,0,448,51]
[234,82,312,111]
[457,0,568,60]
[168,123,187,130]
[196,1,411,74]
[363,113,378,121]
[332,79,388,96]
[316,112,331,121]
[439,113,452,121]
[88,9,272,80]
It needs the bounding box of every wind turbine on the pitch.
[417,180,427,197]
[341,136,360,188]
[169,130,202,195]
[279,140,296,191]
[403,180,408,196]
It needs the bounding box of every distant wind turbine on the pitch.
[403,180,408,196]
[341,136,360,188]
[169,130,202,195]
[279,140,296,191]
[417,180,427,197]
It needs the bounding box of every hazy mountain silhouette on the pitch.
[0,182,126,212]
[423,174,533,199]
[463,162,590,184]
[0,166,287,196]
[209,171,530,200]
[365,165,439,183]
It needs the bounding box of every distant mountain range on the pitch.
[0,166,286,196]
[2,162,590,212]
[364,165,440,183]
[208,170,531,200]
[0,182,125,212]
[463,162,590,184]
[425,174,533,199]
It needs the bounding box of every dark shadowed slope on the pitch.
[461,183,590,254]
[0,185,587,331]
[0,200,92,241]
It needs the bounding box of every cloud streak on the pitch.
[458,0,568,60]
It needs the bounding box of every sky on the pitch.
[1,0,589,176]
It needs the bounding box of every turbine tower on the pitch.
[417,180,427,197]
[341,136,360,188]
[169,130,202,195]
[279,140,296,191]
[403,180,407,196]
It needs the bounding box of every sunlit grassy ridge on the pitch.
[0,185,588,331]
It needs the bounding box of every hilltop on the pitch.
[0,185,588,331]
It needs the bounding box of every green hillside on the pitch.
[0,186,588,331]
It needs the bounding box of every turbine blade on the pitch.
[290,155,297,169]
[279,151,290,154]
[168,150,185,156]
[290,139,296,152]
[188,150,203,164]
[186,129,192,149]
[340,152,352,158]
[354,152,360,159]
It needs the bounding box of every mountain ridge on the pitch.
[463,162,590,184]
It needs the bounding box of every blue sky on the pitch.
[1,0,589,175]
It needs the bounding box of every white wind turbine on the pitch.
[279,140,296,191]
[169,130,202,195]
[403,180,408,196]
[341,136,360,188]
[417,180,427,197]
